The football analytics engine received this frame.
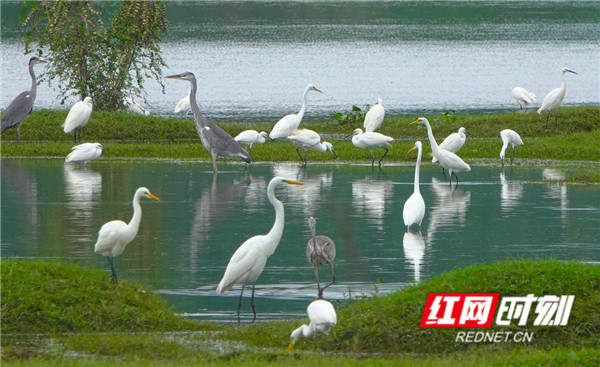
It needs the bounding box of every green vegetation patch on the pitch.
[0,259,204,334]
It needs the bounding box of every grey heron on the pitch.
[347,128,394,168]
[411,118,470,186]
[306,216,336,299]
[538,67,578,128]
[287,129,337,166]
[217,177,304,323]
[1,56,47,144]
[166,72,252,173]
[269,84,322,140]
[94,187,161,283]
[363,98,385,132]
[63,97,93,142]
[65,142,108,167]
[288,299,337,352]
[500,129,524,167]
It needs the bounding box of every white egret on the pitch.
[174,90,191,114]
[94,187,161,282]
[288,299,337,352]
[166,72,251,173]
[432,127,468,164]
[216,177,304,323]
[347,128,394,168]
[363,98,385,132]
[269,84,322,140]
[306,217,336,298]
[403,141,426,230]
[124,96,150,116]
[512,87,536,110]
[287,129,337,166]
[500,129,524,166]
[63,97,93,143]
[1,56,48,145]
[411,118,470,186]
[538,67,578,128]
[65,142,107,167]
[234,130,269,158]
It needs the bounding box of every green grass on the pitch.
[0,260,207,334]
[2,259,599,366]
[1,106,599,161]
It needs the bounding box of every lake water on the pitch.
[1,1,599,120]
[2,159,599,322]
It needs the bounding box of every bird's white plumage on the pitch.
[412,118,470,180]
[538,67,577,116]
[432,127,467,163]
[403,141,426,228]
[512,87,536,109]
[269,84,322,140]
[174,93,191,114]
[65,142,104,165]
[63,97,93,133]
[234,130,268,146]
[500,129,524,164]
[94,187,160,258]
[363,98,385,132]
[288,129,336,156]
[351,128,394,149]
[216,177,303,294]
[288,299,337,351]
[124,97,150,116]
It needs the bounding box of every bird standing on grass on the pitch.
[269,84,322,140]
[512,87,536,110]
[500,129,524,167]
[403,141,426,230]
[94,187,161,283]
[363,98,385,132]
[1,56,48,145]
[65,142,107,167]
[288,129,337,166]
[216,177,304,323]
[538,67,578,128]
[306,217,336,298]
[234,130,269,159]
[347,128,394,168]
[166,71,251,173]
[63,97,93,143]
[411,118,470,186]
[288,299,337,352]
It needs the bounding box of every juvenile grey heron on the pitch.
[1,56,47,144]
[306,217,336,299]
[166,72,251,173]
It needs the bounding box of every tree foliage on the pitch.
[21,0,167,111]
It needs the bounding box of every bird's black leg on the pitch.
[296,147,304,165]
[250,284,257,323]
[106,257,117,283]
[510,148,515,166]
[545,114,550,129]
[370,150,375,168]
[442,167,446,177]
[313,332,318,351]
[314,266,322,299]
[378,147,389,167]
[237,284,245,324]
[452,171,459,187]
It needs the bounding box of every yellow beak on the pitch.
[314,87,323,93]
[284,179,305,185]
[407,146,415,154]
[146,193,161,202]
[410,119,419,124]
[287,339,294,352]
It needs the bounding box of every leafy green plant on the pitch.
[332,104,370,125]
[20,0,168,111]
[444,109,457,122]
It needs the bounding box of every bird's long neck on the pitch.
[128,193,143,233]
[29,62,38,99]
[265,182,285,255]
[414,147,422,193]
[424,122,440,152]
[188,77,209,129]
[559,72,568,94]
[297,87,310,121]
[500,141,508,159]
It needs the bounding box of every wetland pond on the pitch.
[2,159,599,322]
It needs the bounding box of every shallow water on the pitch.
[2,159,599,322]
[1,1,599,120]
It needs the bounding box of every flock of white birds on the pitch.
[1,57,578,350]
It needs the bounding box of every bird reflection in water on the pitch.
[403,231,425,283]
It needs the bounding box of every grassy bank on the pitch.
[1,106,599,162]
[2,259,599,366]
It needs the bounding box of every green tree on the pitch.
[21,0,167,111]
